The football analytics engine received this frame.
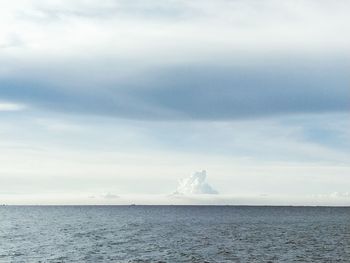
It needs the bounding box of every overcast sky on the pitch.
[0,0,349,205]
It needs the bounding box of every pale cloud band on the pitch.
[0,102,25,111]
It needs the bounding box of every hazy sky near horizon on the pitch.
[0,0,349,204]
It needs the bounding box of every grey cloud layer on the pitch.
[1,60,349,120]
[0,0,349,120]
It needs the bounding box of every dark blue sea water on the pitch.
[0,206,349,262]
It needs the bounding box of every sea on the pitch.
[0,206,349,262]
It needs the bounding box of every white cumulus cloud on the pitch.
[174,170,218,195]
[101,193,120,199]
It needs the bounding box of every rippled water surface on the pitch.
[0,206,349,262]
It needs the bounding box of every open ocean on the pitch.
[0,206,349,262]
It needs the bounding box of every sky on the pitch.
[0,0,349,205]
